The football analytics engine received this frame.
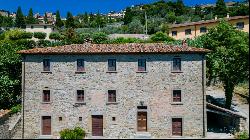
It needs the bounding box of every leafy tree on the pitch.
[55,10,64,28]
[49,32,63,41]
[92,32,108,44]
[66,12,75,28]
[128,18,144,34]
[15,6,25,28]
[26,8,36,24]
[191,15,201,22]
[175,0,186,16]
[214,0,228,18]
[165,12,176,24]
[196,21,249,109]
[150,31,174,42]
[123,7,133,25]
[33,32,46,39]
[0,15,14,27]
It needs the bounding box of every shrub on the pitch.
[150,31,174,42]
[49,32,63,40]
[10,104,21,114]
[107,37,144,44]
[36,40,51,47]
[92,32,108,44]
[21,32,33,39]
[9,31,33,40]
[60,127,85,139]
[33,32,46,39]
[234,130,249,139]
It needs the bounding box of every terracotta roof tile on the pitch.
[17,43,211,54]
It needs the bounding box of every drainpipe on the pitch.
[202,54,206,138]
[195,24,197,37]
[22,55,26,139]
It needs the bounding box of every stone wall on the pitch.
[0,110,10,139]
[23,54,206,139]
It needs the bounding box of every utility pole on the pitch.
[145,11,147,35]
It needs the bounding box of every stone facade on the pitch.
[22,53,206,139]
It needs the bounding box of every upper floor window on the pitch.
[138,59,146,71]
[172,58,181,72]
[108,90,116,103]
[31,26,34,29]
[185,29,191,35]
[200,27,207,33]
[43,59,50,71]
[44,26,47,29]
[43,90,50,102]
[76,90,84,102]
[77,59,85,71]
[172,31,177,36]
[173,90,181,102]
[108,59,116,71]
[236,22,244,29]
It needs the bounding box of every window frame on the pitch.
[200,27,207,33]
[185,29,191,35]
[172,31,177,36]
[42,90,51,103]
[172,57,182,72]
[236,22,244,29]
[76,59,85,72]
[172,90,182,103]
[171,117,183,137]
[107,90,117,103]
[76,90,85,103]
[43,59,51,72]
[108,59,117,72]
[138,59,146,72]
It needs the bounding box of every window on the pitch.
[112,117,116,121]
[173,90,181,102]
[43,59,50,71]
[173,58,181,72]
[79,117,82,121]
[59,117,62,121]
[31,26,34,29]
[236,22,244,29]
[200,27,207,33]
[43,90,50,102]
[172,31,177,36]
[108,90,116,103]
[138,59,146,71]
[44,26,47,29]
[185,29,191,35]
[172,118,182,136]
[77,59,85,71]
[108,59,116,71]
[77,90,84,102]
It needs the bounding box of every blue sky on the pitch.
[0,0,243,17]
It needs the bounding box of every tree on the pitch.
[26,8,36,24]
[49,32,63,41]
[214,0,228,18]
[15,6,25,28]
[128,18,144,34]
[150,31,174,42]
[196,21,249,109]
[123,7,134,25]
[92,32,108,44]
[165,12,176,23]
[44,13,48,24]
[175,0,186,16]
[55,10,64,28]
[66,12,75,28]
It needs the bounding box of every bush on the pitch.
[49,32,63,40]
[92,32,108,44]
[21,32,33,39]
[33,32,46,39]
[60,127,85,139]
[9,31,33,40]
[107,37,144,44]
[234,131,249,139]
[10,104,21,114]
[150,31,174,42]
[36,40,51,47]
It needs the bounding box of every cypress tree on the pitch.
[215,0,228,18]
[55,10,64,28]
[15,6,25,28]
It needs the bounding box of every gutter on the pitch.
[21,55,26,139]
[202,54,206,138]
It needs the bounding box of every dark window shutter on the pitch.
[43,59,50,71]
[173,90,181,102]
[108,90,116,102]
[77,59,85,71]
[77,90,84,102]
[138,59,146,71]
[43,90,50,102]
[173,58,181,71]
[172,118,182,136]
[108,59,116,71]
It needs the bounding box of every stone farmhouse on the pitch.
[18,43,210,139]
[25,24,57,41]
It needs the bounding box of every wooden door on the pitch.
[42,116,51,135]
[92,115,103,136]
[137,112,147,131]
[172,118,182,136]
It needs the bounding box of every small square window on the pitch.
[108,59,116,71]
[236,22,244,29]
[79,117,82,121]
[108,90,116,103]
[138,59,146,71]
[173,90,181,102]
[77,90,84,102]
[77,59,85,71]
[185,29,191,35]
[43,90,50,102]
[59,117,62,121]
[172,31,177,36]
[173,58,181,72]
[200,27,207,33]
[44,26,47,29]
[112,117,116,121]
[43,59,50,71]
[31,26,34,29]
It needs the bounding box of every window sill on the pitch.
[136,71,148,73]
[75,102,86,105]
[171,102,183,105]
[106,102,118,105]
[75,71,86,74]
[171,71,183,73]
[41,71,52,74]
[41,102,51,104]
[106,71,118,73]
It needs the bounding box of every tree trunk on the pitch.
[224,81,235,109]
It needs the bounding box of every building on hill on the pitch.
[168,15,249,40]
[25,24,57,40]
[18,42,210,139]
[0,10,9,17]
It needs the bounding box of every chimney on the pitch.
[182,39,187,46]
[227,13,230,18]
[215,15,217,20]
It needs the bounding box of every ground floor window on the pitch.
[137,112,147,132]
[42,116,51,135]
[172,118,182,136]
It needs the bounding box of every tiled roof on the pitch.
[170,16,249,28]
[17,43,211,54]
